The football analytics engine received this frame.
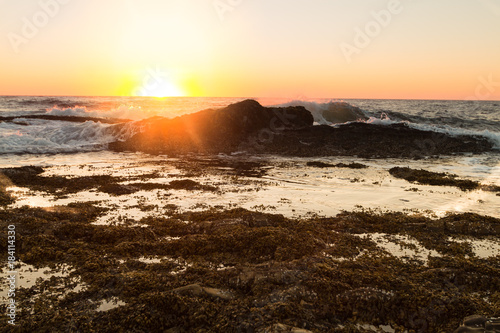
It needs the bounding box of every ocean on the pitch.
[0,96,499,155]
[0,95,499,218]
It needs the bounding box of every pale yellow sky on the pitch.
[0,0,499,99]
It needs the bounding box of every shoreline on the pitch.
[0,153,499,332]
[1,204,499,332]
[2,152,499,219]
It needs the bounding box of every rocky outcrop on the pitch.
[254,122,493,158]
[110,100,494,158]
[110,99,313,155]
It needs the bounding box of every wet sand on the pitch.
[1,152,499,332]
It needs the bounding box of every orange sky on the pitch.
[0,0,499,100]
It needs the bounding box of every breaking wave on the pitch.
[273,100,367,125]
[45,106,154,121]
[1,97,499,154]
[276,100,500,149]
[359,115,500,149]
[0,119,141,154]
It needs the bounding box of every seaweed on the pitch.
[1,204,498,332]
[0,173,15,206]
[389,167,481,191]
[0,165,125,196]
[0,166,219,198]
[168,179,217,192]
[306,162,368,169]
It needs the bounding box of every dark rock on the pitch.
[260,122,493,158]
[110,99,313,154]
[110,100,494,158]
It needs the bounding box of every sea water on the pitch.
[0,96,499,218]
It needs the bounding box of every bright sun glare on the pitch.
[132,69,185,98]
[140,80,184,98]
[150,81,184,98]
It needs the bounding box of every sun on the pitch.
[130,70,186,97]
[153,81,185,97]
[142,80,185,98]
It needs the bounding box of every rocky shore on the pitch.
[1,204,499,332]
[110,100,495,158]
[1,160,499,332]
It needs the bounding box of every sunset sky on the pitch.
[1,0,499,99]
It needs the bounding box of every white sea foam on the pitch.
[359,115,500,149]
[46,105,154,121]
[0,119,139,154]
[365,114,397,125]
[273,100,367,125]
[273,100,500,148]
[1,98,499,154]
[406,122,500,149]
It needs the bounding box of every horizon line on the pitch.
[0,95,499,103]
